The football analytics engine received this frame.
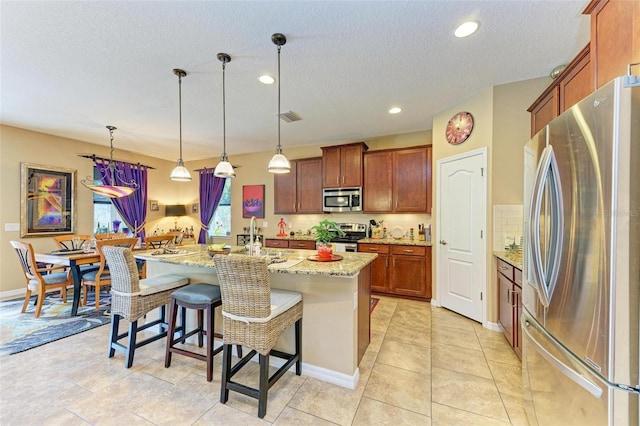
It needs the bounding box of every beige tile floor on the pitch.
[0,296,528,425]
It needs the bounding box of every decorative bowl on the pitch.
[207,248,230,257]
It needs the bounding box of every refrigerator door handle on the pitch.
[528,146,564,307]
[523,320,603,398]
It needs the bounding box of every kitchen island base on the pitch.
[142,257,371,389]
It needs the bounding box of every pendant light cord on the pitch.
[222,59,226,159]
[178,72,183,161]
[276,44,282,154]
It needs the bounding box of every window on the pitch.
[208,178,231,238]
[92,167,126,234]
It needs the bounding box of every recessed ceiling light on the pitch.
[258,75,275,84]
[455,21,479,38]
[389,107,402,114]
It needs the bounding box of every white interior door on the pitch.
[437,148,486,322]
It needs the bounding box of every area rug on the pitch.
[0,291,111,355]
[370,297,379,313]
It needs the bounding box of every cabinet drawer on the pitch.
[390,245,426,257]
[514,267,522,286]
[358,243,390,254]
[289,240,315,250]
[497,258,514,281]
[264,239,289,249]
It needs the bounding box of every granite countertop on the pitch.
[494,251,523,270]
[135,244,377,278]
[357,238,432,247]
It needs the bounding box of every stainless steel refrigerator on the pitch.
[522,75,639,425]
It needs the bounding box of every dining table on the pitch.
[34,250,100,316]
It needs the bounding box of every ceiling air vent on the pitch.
[279,111,302,123]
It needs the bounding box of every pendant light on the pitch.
[267,33,291,174]
[81,125,138,198]
[214,53,236,178]
[170,68,192,181]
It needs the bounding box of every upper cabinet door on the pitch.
[274,160,298,214]
[296,157,323,213]
[322,146,342,188]
[363,151,393,212]
[322,142,368,188]
[394,147,428,212]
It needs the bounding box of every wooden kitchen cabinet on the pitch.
[586,0,640,89]
[274,157,323,214]
[497,257,522,358]
[529,0,640,135]
[359,243,431,300]
[363,146,430,213]
[264,238,316,250]
[322,142,368,188]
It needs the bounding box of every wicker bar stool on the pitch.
[164,283,242,382]
[214,255,302,419]
[102,246,189,368]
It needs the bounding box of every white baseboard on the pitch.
[484,321,502,332]
[0,288,25,302]
[430,298,441,307]
[242,350,359,389]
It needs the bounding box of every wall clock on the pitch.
[445,111,474,145]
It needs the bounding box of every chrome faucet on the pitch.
[249,216,256,256]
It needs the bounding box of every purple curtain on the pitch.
[198,168,226,244]
[95,159,148,241]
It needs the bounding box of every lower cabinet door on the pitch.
[498,273,514,346]
[391,255,426,297]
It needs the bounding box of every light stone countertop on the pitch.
[494,250,523,270]
[265,235,316,241]
[135,244,377,278]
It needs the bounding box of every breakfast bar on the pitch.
[135,245,376,389]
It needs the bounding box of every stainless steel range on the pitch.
[330,223,368,252]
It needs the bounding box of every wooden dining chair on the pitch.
[95,233,128,240]
[81,237,138,310]
[53,234,91,251]
[10,241,73,318]
[166,231,185,245]
[144,235,174,249]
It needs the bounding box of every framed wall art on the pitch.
[149,199,159,211]
[242,184,265,218]
[192,203,199,214]
[20,163,76,237]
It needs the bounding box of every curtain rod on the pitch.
[77,154,156,169]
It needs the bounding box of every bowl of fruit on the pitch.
[207,244,230,257]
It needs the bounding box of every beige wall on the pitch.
[1,125,432,295]
[431,77,548,325]
[0,125,197,293]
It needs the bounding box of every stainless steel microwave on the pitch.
[322,187,362,212]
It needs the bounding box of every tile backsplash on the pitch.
[493,205,523,251]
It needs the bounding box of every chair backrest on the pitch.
[92,237,138,281]
[213,255,272,319]
[144,235,174,249]
[53,234,91,250]
[101,246,141,295]
[95,233,128,240]
[10,240,41,281]
[167,231,184,245]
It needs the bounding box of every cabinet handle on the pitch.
[368,248,379,252]
[499,266,509,271]
[385,258,388,267]
[403,249,414,253]
[342,175,344,185]
[388,200,391,209]
[507,288,512,304]
[393,258,396,267]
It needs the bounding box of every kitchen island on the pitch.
[135,245,376,389]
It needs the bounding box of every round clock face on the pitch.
[445,112,474,145]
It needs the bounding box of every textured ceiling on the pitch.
[1,1,590,162]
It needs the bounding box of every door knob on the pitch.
[439,240,447,245]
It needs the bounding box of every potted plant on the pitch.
[311,219,345,260]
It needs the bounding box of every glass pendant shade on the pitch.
[214,155,236,178]
[170,159,192,181]
[268,152,291,173]
[81,125,138,198]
